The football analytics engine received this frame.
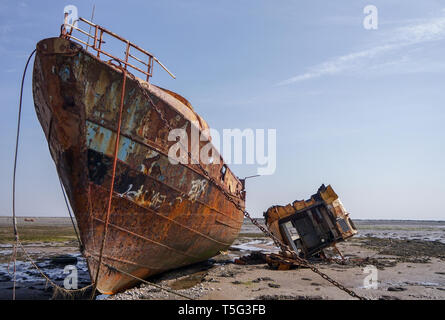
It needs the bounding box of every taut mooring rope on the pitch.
[12,48,36,300]
[58,176,83,250]
[11,48,90,300]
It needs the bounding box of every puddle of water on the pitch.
[0,253,90,287]
[0,250,12,256]
[231,239,275,252]
[169,271,207,290]
[356,230,445,244]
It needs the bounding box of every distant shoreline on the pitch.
[1,216,444,223]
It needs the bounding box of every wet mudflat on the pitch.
[109,236,445,300]
[1,217,444,300]
[0,217,90,300]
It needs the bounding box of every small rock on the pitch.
[310,283,321,286]
[260,277,273,281]
[387,287,407,292]
[268,283,280,288]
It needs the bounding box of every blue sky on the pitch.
[0,0,444,220]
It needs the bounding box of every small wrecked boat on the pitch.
[264,185,357,258]
[32,16,245,293]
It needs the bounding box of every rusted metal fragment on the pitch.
[264,185,357,258]
[265,253,308,270]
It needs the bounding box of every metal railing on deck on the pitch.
[60,14,175,82]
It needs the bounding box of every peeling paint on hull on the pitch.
[32,37,245,294]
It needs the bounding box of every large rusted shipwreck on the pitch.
[264,185,357,259]
[32,17,245,293]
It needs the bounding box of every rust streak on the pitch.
[93,217,201,259]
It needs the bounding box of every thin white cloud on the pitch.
[277,11,445,86]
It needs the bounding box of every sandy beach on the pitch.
[0,217,444,300]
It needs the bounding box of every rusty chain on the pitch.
[133,79,367,300]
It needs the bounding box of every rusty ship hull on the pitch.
[32,37,245,294]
